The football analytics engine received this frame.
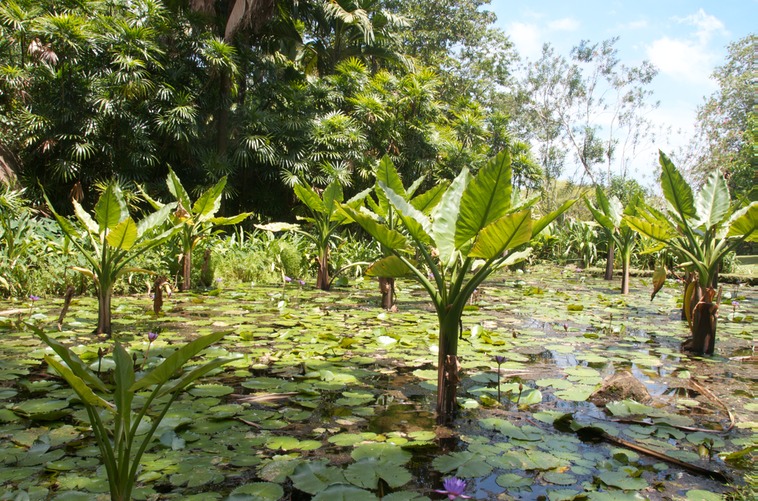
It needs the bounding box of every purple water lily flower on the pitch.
[147,331,158,342]
[494,355,506,365]
[29,295,40,302]
[435,477,472,500]
[298,279,305,286]
[284,276,292,283]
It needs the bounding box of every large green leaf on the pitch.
[137,202,176,237]
[112,343,134,426]
[94,183,128,232]
[380,182,432,245]
[193,176,226,221]
[375,156,406,213]
[72,199,99,235]
[726,202,758,241]
[624,216,677,242]
[209,213,252,226]
[431,169,469,265]
[695,170,730,230]
[294,184,326,214]
[157,357,239,398]
[106,217,138,250]
[33,328,108,393]
[166,167,192,210]
[455,151,512,248]
[44,356,115,413]
[585,197,615,232]
[130,331,227,391]
[469,210,532,259]
[365,256,412,278]
[659,151,696,221]
[411,182,447,214]
[341,206,409,251]
[322,181,344,216]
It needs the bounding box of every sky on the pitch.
[488,0,756,186]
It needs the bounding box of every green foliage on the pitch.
[557,219,598,269]
[342,152,574,419]
[32,327,236,501]
[43,182,179,334]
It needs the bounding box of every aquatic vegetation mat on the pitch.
[0,266,755,500]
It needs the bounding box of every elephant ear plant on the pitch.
[363,156,448,309]
[33,327,237,501]
[624,151,757,354]
[44,183,179,335]
[342,152,575,422]
[141,167,252,291]
[585,187,641,294]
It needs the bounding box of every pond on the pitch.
[0,265,754,500]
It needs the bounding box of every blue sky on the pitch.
[488,0,756,185]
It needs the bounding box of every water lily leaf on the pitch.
[554,385,597,402]
[344,457,411,489]
[685,490,722,501]
[311,484,377,501]
[596,470,648,490]
[496,473,532,488]
[290,460,346,494]
[542,471,577,485]
[432,451,493,477]
[351,443,411,465]
[227,482,284,501]
[13,399,71,420]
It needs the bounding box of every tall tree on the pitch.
[682,34,756,201]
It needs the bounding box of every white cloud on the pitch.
[675,9,728,44]
[646,37,716,86]
[620,19,648,31]
[547,17,580,32]
[506,22,543,60]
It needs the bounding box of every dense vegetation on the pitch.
[0,1,755,499]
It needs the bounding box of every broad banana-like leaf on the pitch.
[72,199,99,234]
[44,356,115,412]
[193,176,227,221]
[659,151,696,222]
[137,202,176,237]
[695,170,730,230]
[651,265,667,301]
[375,156,406,213]
[585,197,615,232]
[112,343,135,419]
[380,182,432,245]
[166,167,192,211]
[532,199,577,237]
[106,217,138,250]
[255,222,300,232]
[683,280,696,327]
[33,327,108,393]
[210,212,252,226]
[136,184,165,210]
[411,182,448,214]
[341,206,409,251]
[365,255,413,277]
[624,216,678,242]
[407,175,426,198]
[455,151,512,248]
[333,187,370,224]
[726,202,758,241]
[322,181,343,217]
[95,184,128,232]
[469,210,532,259]
[130,331,228,391]
[431,169,469,265]
[294,184,326,214]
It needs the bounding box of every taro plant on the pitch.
[342,152,574,422]
[140,168,252,291]
[44,183,179,335]
[33,327,236,501]
[363,156,448,309]
[624,151,757,354]
[264,180,368,290]
[585,187,641,294]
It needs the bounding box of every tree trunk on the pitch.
[181,250,192,291]
[96,283,113,336]
[378,277,395,310]
[604,239,615,280]
[316,246,330,291]
[691,300,717,355]
[620,251,630,295]
[436,314,461,424]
